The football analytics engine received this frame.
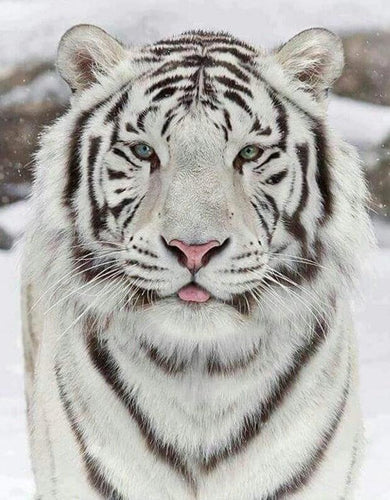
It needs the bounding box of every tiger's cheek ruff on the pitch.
[22,26,372,499]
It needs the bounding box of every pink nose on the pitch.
[168,239,221,272]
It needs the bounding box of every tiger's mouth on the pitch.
[177,283,211,303]
[175,281,256,315]
[129,280,255,316]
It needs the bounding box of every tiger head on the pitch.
[37,25,369,321]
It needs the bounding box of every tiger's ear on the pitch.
[275,28,344,98]
[57,24,126,92]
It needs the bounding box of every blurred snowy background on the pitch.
[0,0,389,498]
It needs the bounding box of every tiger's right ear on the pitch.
[57,24,126,92]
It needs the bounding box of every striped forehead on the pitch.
[121,38,282,145]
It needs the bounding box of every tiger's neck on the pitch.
[56,289,342,464]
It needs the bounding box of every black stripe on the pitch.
[223,109,232,131]
[149,59,205,78]
[209,46,253,63]
[263,192,279,223]
[106,90,130,147]
[110,197,137,219]
[221,124,229,142]
[251,199,271,242]
[155,33,256,52]
[152,86,178,102]
[207,345,259,375]
[263,376,350,499]
[55,365,125,499]
[183,31,257,52]
[87,334,195,488]
[125,122,139,134]
[137,106,158,132]
[133,56,161,64]
[87,137,103,239]
[112,147,132,164]
[269,92,288,151]
[250,117,262,133]
[265,169,288,185]
[285,143,310,246]
[145,75,185,95]
[64,110,94,213]
[253,152,281,171]
[139,341,188,375]
[312,122,333,223]
[121,197,144,230]
[161,113,175,136]
[276,237,323,286]
[213,60,251,83]
[224,90,252,115]
[125,259,166,272]
[215,75,252,97]
[149,46,194,56]
[250,117,273,136]
[152,38,199,47]
[296,143,309,213]
[202,316,329,471]
[107,168,129,180]
[104,90,129,124]
[201,59,252,83]
[72,237,122,282]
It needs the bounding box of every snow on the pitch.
[2,0,390,68]
[0,71,69,108]
[328,97,390,149]
[0,202,389,498]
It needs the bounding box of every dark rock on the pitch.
[0,101,65,207]
[365,137,390,218]
[334,31,390,106]
[0,61,67,208]
[0,226,13,250]
[0,61,54,95]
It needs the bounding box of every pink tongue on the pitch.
[178,284,210,303]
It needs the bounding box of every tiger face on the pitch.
[54,25,345,314]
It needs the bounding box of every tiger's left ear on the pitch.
[275,28,344,98]
[57,24,126,92]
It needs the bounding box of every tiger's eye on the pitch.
[132,143,154,160]
[239,145,262,161]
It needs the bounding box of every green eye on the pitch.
[239,145,262,161]
[131,143,155,160]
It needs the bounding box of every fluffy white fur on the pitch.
[22,25,372,499]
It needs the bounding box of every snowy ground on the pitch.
[0,202,389,499]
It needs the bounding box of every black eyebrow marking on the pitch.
[253,152,281,171]
[126,122,139,134]
[136,106,158,132]
[112,148,132,163]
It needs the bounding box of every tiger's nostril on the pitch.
[162,237,230,272]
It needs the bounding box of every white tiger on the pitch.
[22,24,372,499]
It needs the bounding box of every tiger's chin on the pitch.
[132,291,261,351]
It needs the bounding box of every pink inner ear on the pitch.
[75,49,96,86]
